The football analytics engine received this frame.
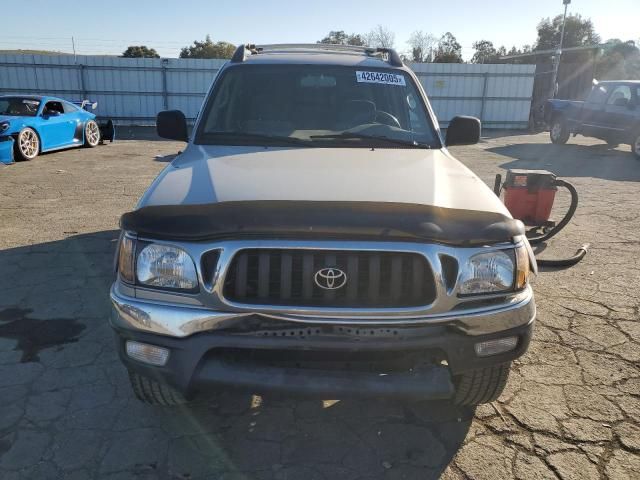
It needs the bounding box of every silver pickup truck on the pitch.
[111,44,536,406]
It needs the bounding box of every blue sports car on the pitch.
[0,95,114,164]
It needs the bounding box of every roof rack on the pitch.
[230,43,403,67]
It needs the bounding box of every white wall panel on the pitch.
[409,62,535,128]
[0,55,533,128]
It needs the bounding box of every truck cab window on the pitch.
[585,85,608,104]
[606,85,631,106]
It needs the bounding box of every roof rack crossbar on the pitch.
[230,43,403,67]
[257,43,373,53]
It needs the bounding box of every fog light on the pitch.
[474,336,518,357]
[126,341,170,366]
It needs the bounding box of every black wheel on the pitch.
[128,370,188,406]
[549,117,570,145]
[14,127,40,160]
[453,362,511,406]
[83,120,101,147]
[632,133,640,159]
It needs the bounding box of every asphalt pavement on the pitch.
[0,130,638,479]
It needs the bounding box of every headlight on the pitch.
[0,121,9,133]
[458,244,531,295]
[459,250,515,295]
[136,243,198,290]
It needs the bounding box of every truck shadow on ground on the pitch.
[0,231,472,479]
[152,392,474,479]
[488,142,640,182]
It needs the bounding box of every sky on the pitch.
[1,0,638,60]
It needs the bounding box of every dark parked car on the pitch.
[545,80,640,158]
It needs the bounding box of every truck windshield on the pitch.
[196,65,440,148]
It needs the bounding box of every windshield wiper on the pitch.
[310,132,432,148]
[204,131,311,146]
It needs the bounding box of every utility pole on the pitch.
[550,0,571,98]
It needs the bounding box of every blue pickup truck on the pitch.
[545,80,640,158]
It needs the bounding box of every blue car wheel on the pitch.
[15,128,40,160]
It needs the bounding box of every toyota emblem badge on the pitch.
[314,267,347,290]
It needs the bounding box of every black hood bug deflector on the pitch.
[121,201,524,246]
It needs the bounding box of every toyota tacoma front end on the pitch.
[110,44,536,406]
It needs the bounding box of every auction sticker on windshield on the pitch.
[356,71,406,86]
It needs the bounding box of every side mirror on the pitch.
[157,110,188,142]
[445,116,481,146]
[612,97,629,107]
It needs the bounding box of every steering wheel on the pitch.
[375,110,401,128]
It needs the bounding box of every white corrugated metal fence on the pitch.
[409,63,535,129]
[0,54,534,129]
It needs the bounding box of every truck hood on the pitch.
[139,145,510,216]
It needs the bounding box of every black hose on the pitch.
[536,244,590,267]
[525,179,588,267]
[528,179,579,245]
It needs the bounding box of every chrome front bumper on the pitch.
[110,283,535,338]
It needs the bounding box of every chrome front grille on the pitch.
[223,249,436,308]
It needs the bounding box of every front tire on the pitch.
[453,362,511,406]
[550,118,570,145]
[83,120,101,148]
[15,127,40,160]
[128,370,188,406]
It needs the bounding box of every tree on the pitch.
[535,14,600,51]
[365,25,395,48]
[407,30,437,62]
[318,31,366,46]
[493,44,536,65]
[179,35,235,59]
[433,32,463,63]
[604,39,640,58]
[596,39,640,80]
[471,40,498,64]
[121,46,159,58]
